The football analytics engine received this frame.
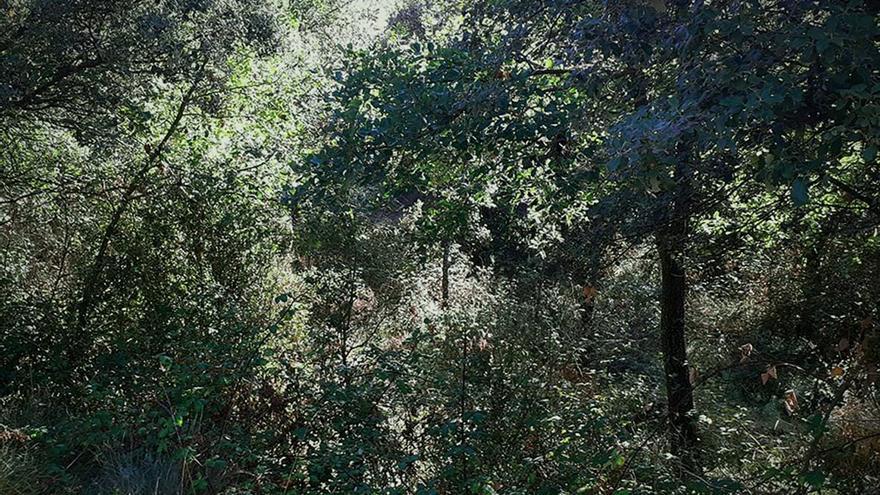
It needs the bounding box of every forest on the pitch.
[1,0,879,493]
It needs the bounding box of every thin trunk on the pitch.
[657,233,698,471]
[70,68,204,365]
[657,136,700,474]
[441,241,450,309]
[459,332,468,487]
[658,142,700,472]
[577,286,596,371]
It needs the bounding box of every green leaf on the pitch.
[192,477,209,492]
[158,354,172,370]
[802,470,825,489]
[397,454,419,471]
[806,413,828,438]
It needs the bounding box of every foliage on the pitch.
[1,0,879,494]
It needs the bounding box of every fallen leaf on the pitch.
[837,337,849,352]
[689,368,699,385]
[583,286,598,303]
[761,366,778,385]
[830,366,844,378]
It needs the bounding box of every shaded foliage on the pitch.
[1,0,879,494]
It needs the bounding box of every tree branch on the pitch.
[72,63,206,356]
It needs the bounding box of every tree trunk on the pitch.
[577,285,597,371]
[657,229,699,473]
[441,241,450,309]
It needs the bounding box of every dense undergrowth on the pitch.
[1,0,879,493]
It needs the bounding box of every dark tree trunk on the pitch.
[441,241,450,308]
[658,139,699,474]
[657,234,698,471]
[576,288,597,371]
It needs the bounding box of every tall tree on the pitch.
[295,0,880,474]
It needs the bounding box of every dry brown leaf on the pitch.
[830,366,844,378]
[583,286,598,303]
[760,365,778,385]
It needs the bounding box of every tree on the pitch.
[295,0,880,475]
